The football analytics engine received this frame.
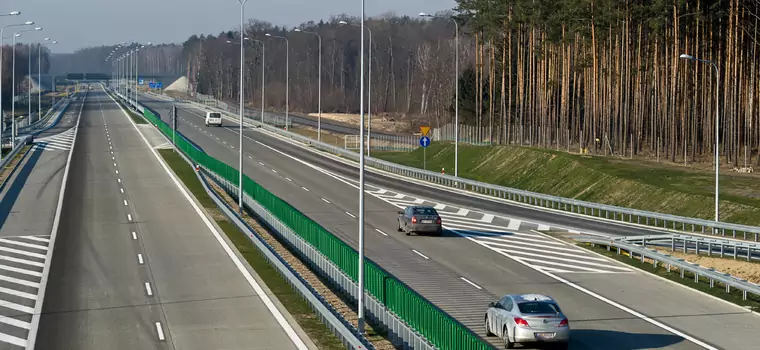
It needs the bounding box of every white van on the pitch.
[205,112,223,126]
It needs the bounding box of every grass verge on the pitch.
[582,243,760,311]
[157,148,350,350]
[373,143,760,226]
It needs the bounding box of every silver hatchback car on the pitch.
[485,294,570,349]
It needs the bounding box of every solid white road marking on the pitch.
[155,322,166,341]
[137,254,144,265]
[112,91,310,350]
[507,219,521,231]
[345,212,356,218]
[132,232,137,240]
[537,224,551,231]
[412,250,430,260]
[460,277,482,290]
[374,228,388,236]
[144,282,153,296]
[321,198,330,204]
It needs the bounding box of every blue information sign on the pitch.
[419,136,431,148]
[138,79,144,85]
[149,82,156,88]
[155,82,163,88]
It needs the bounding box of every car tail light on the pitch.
[514,317,530,327]
[558,318,568,327]
[436,217,441,224]
[411,216,417,224]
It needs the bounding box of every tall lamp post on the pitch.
[357,0,367,334]
[237,0,249,213]
[11,27,42,145]
[420,12,459,178]
[339,20,372,155]
[265,33,289,131]
[36,38,54,121]
[294,28,322,141]
[679,53,721,223]
[0,19,32,160]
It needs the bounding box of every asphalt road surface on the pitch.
[0,96,82,349]
[138,92,760,350]
[34,88,311,350]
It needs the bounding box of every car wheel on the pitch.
[436,228,443,236]
[503,327,514,349]
[484,316,494,337]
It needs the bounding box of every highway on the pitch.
[0,97,81,349]
[33,87,313,350]
[139,93,760,350]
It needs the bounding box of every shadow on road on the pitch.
[0,146,44,228]
[567,329,685,350]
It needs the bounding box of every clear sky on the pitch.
[1,0,457,53]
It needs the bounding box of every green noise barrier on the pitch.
[141,108,492,350]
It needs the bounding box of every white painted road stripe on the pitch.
[0,238,47,250]
[374,228,388,236]
[19,236,49,243]
[480,214,494,223]
[0,275,39,288]
[0,332,26,347]
[321,198,330,204]
[0,246,46,259]
[0,286,36,300]
[537,224,551,231]
[127,214,133,221]
[0,315,30,330]
[412,250,430,259]
[460,277,482,290]
[507,219,522,231]
[138,254,144,265]
[132,232,137,240]
[155,322,166,341]
[0,300,35,314]
[433,203,446,210]
[120,188,124,194]
[145,282,153,296]
[0,255,44,268]
[301,187,309,192]
[124,200,128,206]
[345,212,356,218]
[0,264,42,277]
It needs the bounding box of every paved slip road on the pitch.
[0,96,82,349]
[139,93,760,350]
[35,88,311,350]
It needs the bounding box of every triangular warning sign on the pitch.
[419,126,430,136]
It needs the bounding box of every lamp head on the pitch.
[52,41,57,44]
[679,54,694,60]
[294,28,302,32]
[226,40,232,44]
[9,11,20,16]
[338,20,348,25]
[44,37,50,41]
[34,27,42,31]
[13,33,20,37]
[265,33,272,37]
[419,12,430,17]
[147,42,152,45]
[24,21,34,25]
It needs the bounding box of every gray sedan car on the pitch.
[485,294,570,349]
[397,206,442,236]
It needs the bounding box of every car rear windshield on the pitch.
[412,207,437,215]
[517,302,560,314]
[210,113,221,118]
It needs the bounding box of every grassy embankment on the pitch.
[157,149,350,350]
[374,143,760,226]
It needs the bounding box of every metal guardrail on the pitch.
[174,95,760,243]
[575,236,760,301]
[617,234,760,261]
[0,135,33,190]
[114,88,435,350]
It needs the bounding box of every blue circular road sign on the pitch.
[419,136,431,148]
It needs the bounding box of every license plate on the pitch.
[535,332,555,339]
[421,220,433,224]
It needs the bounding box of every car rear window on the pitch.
[517,302,560,314]
[210,113,221,118]
[413,208,437,215]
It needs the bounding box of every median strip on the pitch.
[156,149,393,350]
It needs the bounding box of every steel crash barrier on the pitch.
[576,236,760,301]
[178,95,760,243]
[111,90,492,350]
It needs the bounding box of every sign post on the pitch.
[171,104,178,148]
[419,135,431,170]
[419,126,431,170]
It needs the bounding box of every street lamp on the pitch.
[36,38,53,122]
[135,43,150,106]
[339,20,372,155]
[294,28,322,142]
[227,37,265,125]
[237,0,249,214]
[11,27,42,145]
[420,12,459,178]
[0,20,33,159]
[265,33,289,131]
[679,53,721,223]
